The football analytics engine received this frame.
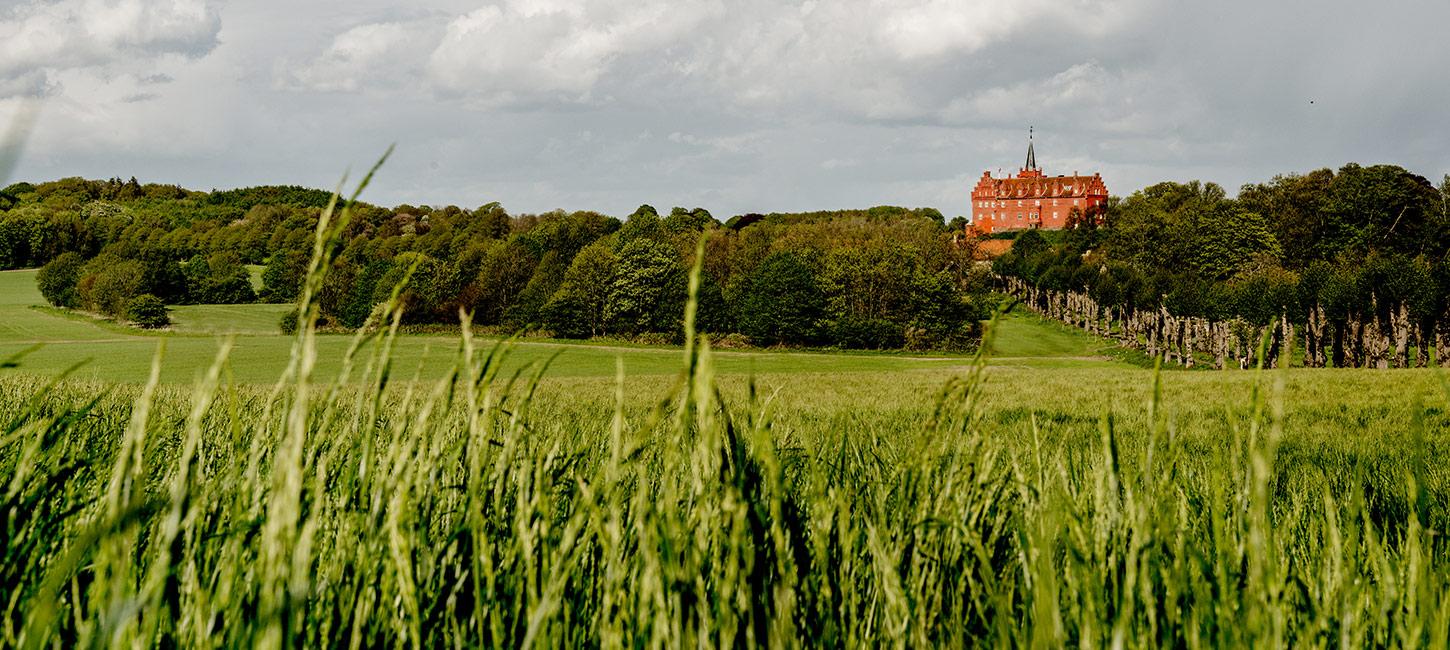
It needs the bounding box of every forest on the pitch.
[7,164,1449,360]
[993,164,1450,367]
[1,176,985,350]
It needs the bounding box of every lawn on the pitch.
[3,268,1060,384]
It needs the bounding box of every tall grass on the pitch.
[3,166,1450,647]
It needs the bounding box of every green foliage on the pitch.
[1012,228,1049,259]
[663,207,716,233]
[180,251,256,305]
[13,176,985,349]
[124,293,170,328]
[606,238,686,334]
[617,204,663,243]
[260,250,308,303]
[79,255,145,317]
[279,307,299,335]
[736,251,823,344]
[4,242,1450,646]
[36,251,84,307]
[543,239,617,338]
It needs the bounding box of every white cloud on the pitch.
[426,0,724,104]
[277,20,433,92]
[0,0,221,97]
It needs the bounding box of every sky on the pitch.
[2,0,1447,219]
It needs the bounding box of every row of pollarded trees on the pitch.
[1001,253,1450,370]
[993,165,1450,369]
[1002,276,1297,369]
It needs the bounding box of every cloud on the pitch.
[276,20,435,93]
[0,0,221,97]
[276,0,1138,122]
[9,0,1450,222]
[426,0,724,104]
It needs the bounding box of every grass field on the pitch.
[5,254,1450,645]
[0,269,965,384]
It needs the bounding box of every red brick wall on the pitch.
[970,170,1107,233]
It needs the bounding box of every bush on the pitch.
[827,317,903,349]
[36,252,85,307]
[81,257,145,317]
[279,308,299,335]
[125,294,170,328]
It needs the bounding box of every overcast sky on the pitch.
[2,0,1447,218]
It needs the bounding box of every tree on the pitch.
[36,252,85,307]
[1012,228,1049,259]
[182,251,256,304]
[372,252,445,322]
[617,205,663,243]
[735,251,823,345]
[543,239,617,338]
[126,294,170,328]
[663,207,715,234]
[605,238,686,335]
[261,250,308,302]
[475,202,511,239]
[80,256,145,317]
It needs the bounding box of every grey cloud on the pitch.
[6,0,1448,219]
[0,0,221,97]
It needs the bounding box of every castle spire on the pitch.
[1025,126,1037,170]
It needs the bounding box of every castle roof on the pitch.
[973,173,1107,199]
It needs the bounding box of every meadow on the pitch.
[4,228,1450,646]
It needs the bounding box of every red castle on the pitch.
[970,131,1107,234]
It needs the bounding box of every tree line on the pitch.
[5,177,987,348]
[992,164,1450,368]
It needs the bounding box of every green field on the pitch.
[5,264,1450,646]
[0,268,1126,386]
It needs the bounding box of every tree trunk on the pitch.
[1330,319,1345,368]
[1438,313,1450,368]
[1391,303,1410,368]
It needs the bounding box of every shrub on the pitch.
[80,257,145,317]
[279,308,299,335]
[36,251,85,307]
[125,294,170,328]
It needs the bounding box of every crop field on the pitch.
[4,258,1450,646]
